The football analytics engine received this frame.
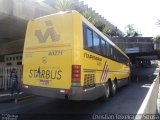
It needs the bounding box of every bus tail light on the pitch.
[72,65,81,85]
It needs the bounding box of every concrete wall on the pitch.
[0,39,24,55]
[110,37,154,53]
[135,75,159,119]
[0,0,12,15]
[0,63,5,67]
[154,41,160,51]
[0,0,123,36]
[0,0,54,20]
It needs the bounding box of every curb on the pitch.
[135,75,159,120]
[0,92,31,103]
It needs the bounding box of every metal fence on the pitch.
[0,66,22,90]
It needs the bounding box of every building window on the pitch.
[17,62,22,65]
[0,55,4,62]
[7,63,12,66]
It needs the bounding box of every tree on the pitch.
[124,24,141,37]
[125,24,135,36]
[152,35,160,42]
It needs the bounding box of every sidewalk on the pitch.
[157,62,160,114]
[157,85,160,114]
[0,90,26,103]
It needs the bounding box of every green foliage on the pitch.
[82,11,92,20]
[125,24,135,36]
[82,12,110,35]
[102,26,110,35]
[82,11,102,29]
[152,35,160,41]
[124,24,141,37]
[91,18,102,27]
[54,0,73,11]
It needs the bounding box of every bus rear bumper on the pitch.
[22,84,106,101]
[69,85,105,100]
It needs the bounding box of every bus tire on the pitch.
[110,80,116,97]
[100,82,110,102]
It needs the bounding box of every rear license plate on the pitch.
[39,80,49,85]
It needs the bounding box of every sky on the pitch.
[80,0,160,37]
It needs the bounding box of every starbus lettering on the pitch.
[29,69,62,80]
[35,20,60,43]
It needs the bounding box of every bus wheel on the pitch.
[100,82,110,102]
[110,80,116,96]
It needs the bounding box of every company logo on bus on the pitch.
[35,20,60,43]
[42,57,47,64]
[101,61,109,81]
[29,67,62,80]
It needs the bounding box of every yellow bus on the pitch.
[22,11,130,101]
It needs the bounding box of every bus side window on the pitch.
[120,54,123,63]
[86,28,93,49]
[101,39,107,56]
[113,48,117,60]
[110,47,113,59]
[106,42,110,57]
[93,32,101,54]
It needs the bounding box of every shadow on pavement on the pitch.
[22,83,149,116]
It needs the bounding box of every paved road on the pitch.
[0,83,151,120]
[0,64,158,120]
